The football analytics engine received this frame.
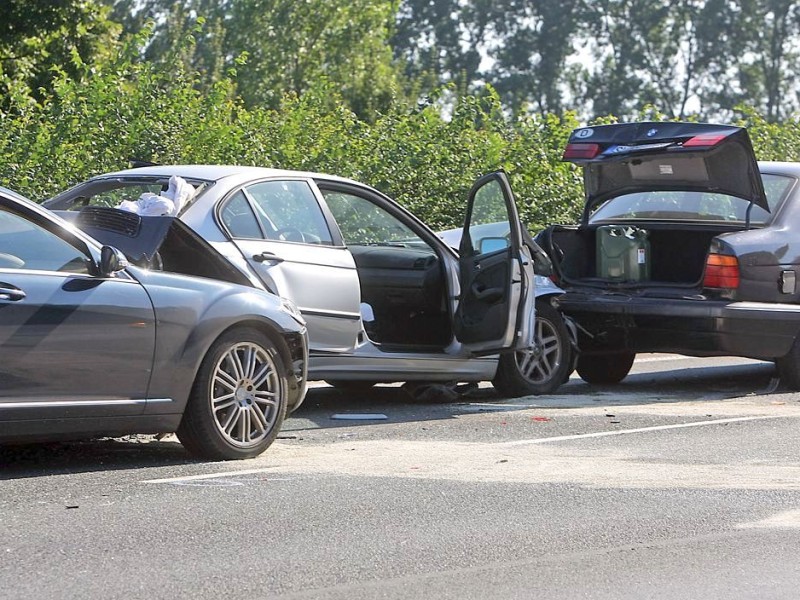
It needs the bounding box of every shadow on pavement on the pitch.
[286,360,780,431]
[0,360,780,478]
[0,436,195,480]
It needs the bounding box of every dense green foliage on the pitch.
[0,35,583,230]
[107,0,406,121]
[0,0,120,108]
[3,1,800,233]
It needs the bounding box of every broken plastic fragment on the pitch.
[330,413,388,420]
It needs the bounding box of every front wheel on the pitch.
[576,352,635,384]
[492,299,574,397]
[177,328,288,460]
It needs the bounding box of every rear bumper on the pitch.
[557,292,800,360]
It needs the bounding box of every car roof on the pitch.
[99,164,364,186]
[94,161,800,196]
[0,185,32,203]
[758,160,800,176]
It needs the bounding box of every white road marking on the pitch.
[457,403,535,411]
[499,415,783,447]
[142,468,286,484]
[634,354,694,363]
[738,509,800,529]
[330,413,388,420]
[143,415,792,485]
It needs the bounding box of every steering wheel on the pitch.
[275,227,306,243]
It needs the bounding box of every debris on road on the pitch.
[401,381,478,402]
[331,413,389,420]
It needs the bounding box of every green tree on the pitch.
[489,0,583,115]
[699,0,800,121]
[105,0,405,120]
[0,0,120,106]
[392,0,494,96]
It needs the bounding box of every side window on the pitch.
[466,179,511,255]
[763,173,794,210]
[322,190,424,246]
[245,180,333,245]
[0,207,91,274]
[220,191,263,239]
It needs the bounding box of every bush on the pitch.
[4,32,796,235]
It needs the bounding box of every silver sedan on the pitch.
[47,166,569,396]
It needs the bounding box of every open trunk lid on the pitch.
[65,206,254,286]
[562,122,768,219]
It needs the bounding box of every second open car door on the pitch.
[454,171,535,355]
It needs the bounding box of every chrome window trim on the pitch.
[0,398,152,409]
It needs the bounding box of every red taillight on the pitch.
[683,133,728,147]
[703,253,740,289]
[563,143,600,160]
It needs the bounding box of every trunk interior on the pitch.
[546,223,743,287]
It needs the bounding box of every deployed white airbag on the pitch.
[117,176,195,216]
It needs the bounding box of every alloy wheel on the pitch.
[515,317,562,384]
[210,342,281,448]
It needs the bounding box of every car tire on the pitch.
[325,380,378,392]
[575,352,635,384]
[177,327,288,460]
[492,299,574,397]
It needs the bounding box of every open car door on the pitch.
[454,171,535,355]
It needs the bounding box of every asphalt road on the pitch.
[3,354,800,599]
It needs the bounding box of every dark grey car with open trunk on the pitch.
[536,121,800,386]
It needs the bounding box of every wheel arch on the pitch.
[147,287,307,416]
[185,316,307,413]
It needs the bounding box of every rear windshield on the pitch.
[50,177,211,215]
[590,173,794,224]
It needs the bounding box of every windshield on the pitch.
[590,173,794,224]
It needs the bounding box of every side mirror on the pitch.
[99,246,129,277]
[478,236,509,254]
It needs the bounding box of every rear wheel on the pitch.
[177,328,287,460]
[492,299,573,397]
[576,352,635,384]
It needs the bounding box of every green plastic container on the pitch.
[596,225,650,281]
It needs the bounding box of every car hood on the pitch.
[562,122,768,217]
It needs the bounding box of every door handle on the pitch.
[0,284,26,301]
[471,283,502,303]
[253,251,285,264]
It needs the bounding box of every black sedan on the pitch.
[535,121,800,387]
[0,186,308,459]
